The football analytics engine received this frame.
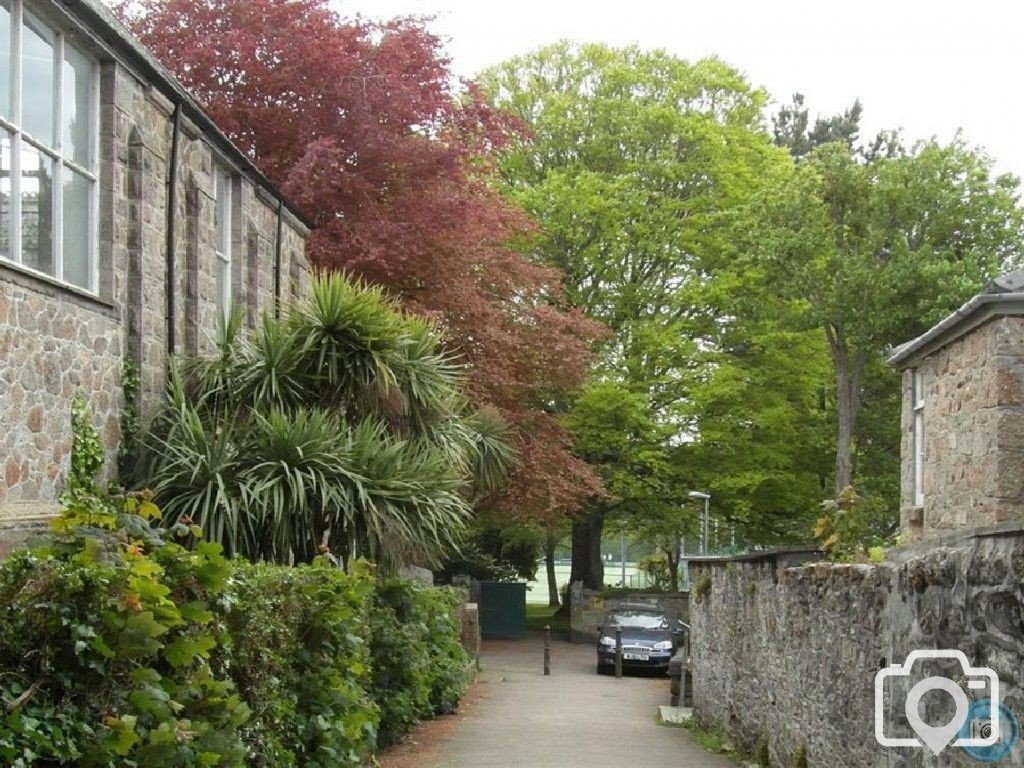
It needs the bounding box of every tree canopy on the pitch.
[745,130,1024,508]
[481,43,823,581]
[116,4,1024,566]
[118,0,605,523]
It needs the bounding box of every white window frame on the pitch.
[912,369,925,507]
[0,0,100,293]
[214,164,232,324]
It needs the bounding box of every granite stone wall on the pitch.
[458,602,481,663]
[690,532,1024,767]
[102,63,309,417]
[0,41,309,546]
[902,317,1024,538]
[0,278,122,550]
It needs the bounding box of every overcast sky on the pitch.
[334,0,1024,180]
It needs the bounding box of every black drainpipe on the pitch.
[274,198,283,318]
[165,103,183,354]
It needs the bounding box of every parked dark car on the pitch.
[595,603,687,675]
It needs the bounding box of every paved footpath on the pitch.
[419,636,737,768]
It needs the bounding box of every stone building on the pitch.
[0,0,311,553]
[888,269,1024,538]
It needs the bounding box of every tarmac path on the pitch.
[411,636,738,768]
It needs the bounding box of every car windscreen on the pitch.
[606,610,668,630]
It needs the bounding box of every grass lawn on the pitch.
[525,603,570,634]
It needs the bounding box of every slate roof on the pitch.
[985,267,1024,294]
[888,267,1024,369]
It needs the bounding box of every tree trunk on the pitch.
[544,528,560,608]
[569,508,605,591]
[665,537,680,593]
[828,325,867,495]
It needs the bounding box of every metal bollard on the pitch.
[543,625,551,676]
[614,627,623,678]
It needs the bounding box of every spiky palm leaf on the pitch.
[389,316,466,436]
[240,408,365,563]
[233,314,311,411]
[147,402,252,556]
[178,308,246,415]
[344,419,472,567]
[290,273,403,412]
[467,407,517,495]
[139,273,512,567]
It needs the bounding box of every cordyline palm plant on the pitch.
[138,273,515,567]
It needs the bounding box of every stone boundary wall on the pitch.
[569,584,688,643]
[689,531,1024,767]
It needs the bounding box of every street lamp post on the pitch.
[620,532,626,588]
[688,490,711,555]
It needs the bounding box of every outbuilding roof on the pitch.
[887,267,1024,369]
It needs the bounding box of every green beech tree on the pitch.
[483,43,790,587]
[680,280,834,544]
[746,136,1024,502]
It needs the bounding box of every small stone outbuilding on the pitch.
[888,269,1024,538]
[0,0,311,553]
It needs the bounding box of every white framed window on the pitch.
[214,165,232,324]
[0,0,99,291]
[912,369,924,507]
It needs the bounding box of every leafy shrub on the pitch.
[0,530,246,767]
[0,398,472,765]
[692,573,712,604]
[217,560,378,767]
[814,485,895,560]
[436,538,522,582]
[119,357,142,479]
[0,532,471,766]
[1,397,246,766]
[637,552,671,589]
[370,580,470,746]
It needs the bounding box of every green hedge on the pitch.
[0,537,247,767]
[370,580,470,747]
[0,533,470,767]
[217,561,379,767]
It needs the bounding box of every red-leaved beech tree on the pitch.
[117,0,605,520]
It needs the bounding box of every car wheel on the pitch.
[596,661,610,675]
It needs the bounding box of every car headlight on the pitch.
[599,636,616,648]
[653,640,673,651]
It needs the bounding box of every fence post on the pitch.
[615,627,623,678]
